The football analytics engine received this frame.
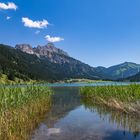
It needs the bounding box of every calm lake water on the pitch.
[31,83,140,140]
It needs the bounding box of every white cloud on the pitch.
[0,2,17,10]
[22,17,49,29]
[6,16,11,20]
[35,30,40,34]
[45,35,64,43]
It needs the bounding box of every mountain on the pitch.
[1,43,140,82]
[124,72,140,82]
[15,43,70,64]
[98,62,140,80]
[0,43,104,82]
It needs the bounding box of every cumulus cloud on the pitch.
[0,2,17,10]
[6,16,11,20]
[45,35,64,43]
[22,17,49,29]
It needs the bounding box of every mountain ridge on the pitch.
[15,43,140,81]
[0,43,104,82]
[16,43,73,64]
[0,43,140,82]
[125,72,140,82]
[97,62,140,80]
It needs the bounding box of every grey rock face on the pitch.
[15,44,34,54]
[15,43,70,64]
[35,43,69,57]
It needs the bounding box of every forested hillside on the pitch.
[0,44,104,82]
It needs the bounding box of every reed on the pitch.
[81,84,140,102]
[0,85,52,140]
[80,84,140,114]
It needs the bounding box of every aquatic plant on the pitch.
[81,84,140,102]
[0,85,52,140]
[80,84,140,114]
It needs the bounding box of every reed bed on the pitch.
[81,84,140,102]
[80,84,140,114]
[0,85,52,140]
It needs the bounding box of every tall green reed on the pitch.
[0,85,52,140]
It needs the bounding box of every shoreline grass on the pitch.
[80,84,140,114]
[0,85,52,140]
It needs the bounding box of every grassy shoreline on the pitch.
[80,84,140,115]
[0,74,112,85]
[0,85,52,140]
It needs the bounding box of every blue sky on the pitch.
[0,0,140,67]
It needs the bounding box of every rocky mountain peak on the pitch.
[47,42,55,49]
[15,43,70,64]
[15,44,34,54]
[36,43,69,56]
[15,43,69,57]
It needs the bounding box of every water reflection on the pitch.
[32,87,140,140]
[44,87,81,128]
[82,98,140,138]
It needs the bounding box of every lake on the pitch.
[31,83,140,140]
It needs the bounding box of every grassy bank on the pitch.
[0,74,38,84]
[0,85,52,140]
[64,79,106,83]
[80,84,140,114]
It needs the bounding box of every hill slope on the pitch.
[1,43,139,82]
[0,44,104,82]
[97,62,140,80]
[125,72,140,82]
